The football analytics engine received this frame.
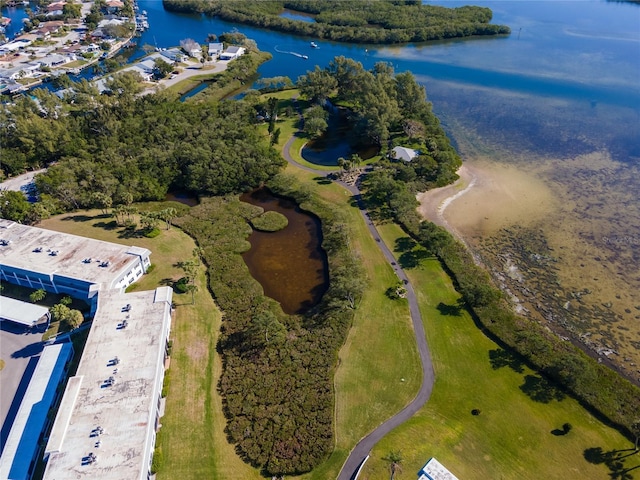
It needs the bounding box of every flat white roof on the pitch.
[420,457,459,480]
[0,342,74,480]
[43,287,172,480]
[0,296,49,326]
[0,219,150,290]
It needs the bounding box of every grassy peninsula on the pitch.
[162,0,510,44]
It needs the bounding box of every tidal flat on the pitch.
[419,80,640,384]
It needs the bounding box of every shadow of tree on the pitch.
[436,302,463,317]
[489,348,525,373]
[394,237,417,253]
[584,447,640,479]
[61,214,94,222]
[551,428,567,436]
[397,249,429,269]
[314,176,332,185]
[93,220,118,231]
[519,374,565,403]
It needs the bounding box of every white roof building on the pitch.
[220,45,245,60]
[0,219,151,315]
[43,287,173,480]
[392,146,418,162]
[0,296,50,328]
[418,457,459,480]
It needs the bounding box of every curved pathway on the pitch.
[281,131,435,480]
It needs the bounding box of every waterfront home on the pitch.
[220,45,245,60]
[392,145,418,162]
[0,63,40,80]
[39,53,75,68]
[208,42,223,58]
[160,47,182,63]
[180,38,201,58]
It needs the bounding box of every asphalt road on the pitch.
[281,124,436,480]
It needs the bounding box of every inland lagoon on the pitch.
[240,188,328,315]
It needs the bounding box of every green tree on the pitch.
[62,2,82,19]
[154,58,173,78]
[29,289,46,303]
[297,66,337,103]
[247,310,286,347]
[0,191,31,223]
[50,303,83,329]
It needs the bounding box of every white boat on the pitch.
[310,41,318,48]
[302,55,308,59]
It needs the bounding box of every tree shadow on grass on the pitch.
[519,374,565,403]
[584,447,640,479]
[397,249,429,269]
[61,214,94,222]
[93,220,118,230]
[436,302,463,317]
[489,348,525,373]
[314,176,332,185]
[395,237,417,253]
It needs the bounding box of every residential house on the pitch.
[180,38,201,58]
[208,42,223,58]
[391,146,418,162]
[219,45,245,60]
[105,0,124,14]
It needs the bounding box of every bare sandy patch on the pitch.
[417,159,557,240]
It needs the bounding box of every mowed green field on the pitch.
[359,222,640,480]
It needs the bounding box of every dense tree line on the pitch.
[174,173,365,475]
[0,55,283,217]
[162,0,510,44]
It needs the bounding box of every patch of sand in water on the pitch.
[417,159,557,241]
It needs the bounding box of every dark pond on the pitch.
[240,188,328,315]
[164,192,199,207]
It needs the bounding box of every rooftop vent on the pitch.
[100,260,110,267]
[83,257,92,263]
[33,246,42,252]
[0,239,11,246]
[50,250,59,256]
[122,304,131,312]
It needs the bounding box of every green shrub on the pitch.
[173,277,189,293]
[250,211,288,232]
[144,227,161,238]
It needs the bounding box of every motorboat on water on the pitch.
[310,42,318,48]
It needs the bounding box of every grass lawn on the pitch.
[359,222,640,480]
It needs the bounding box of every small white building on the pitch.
[392,146,418,162]
[220,45,245,60]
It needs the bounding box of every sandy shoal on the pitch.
[416,160,557,241]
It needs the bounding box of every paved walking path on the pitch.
[280,126,435,480]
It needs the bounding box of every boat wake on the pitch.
[274,45,308,59]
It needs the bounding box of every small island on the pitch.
[163,0,511,44]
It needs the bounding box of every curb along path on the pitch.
[280,126,435,480]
